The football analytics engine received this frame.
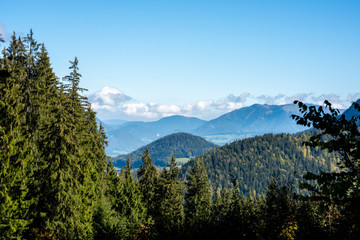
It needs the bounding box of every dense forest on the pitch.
[181,132,338,195]
[1,32,360,239]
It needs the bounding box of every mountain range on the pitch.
[101,103,313,155]
[109,99,359,195]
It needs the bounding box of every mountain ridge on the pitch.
[101,101,352,155]
[112,132,217,168]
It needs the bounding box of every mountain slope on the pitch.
[106,128,146,156]
[342,98,360,120]
[112,132,217,168]
[194,104,309,137]
[102,119,127,129]
[117,115,206,143]
[181,132,337,195]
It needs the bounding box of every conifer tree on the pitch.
[154,155,184,238]
[116,157,146,238]
[63,57,87,117]
[30,86,89,239]
[184,158,212,232]
[0,34,33,238]
[25,41,64,238]
[62,57,97,237]
[22,30,41,132]
[27,56,95,238]
[137,148,158,219]
[93,161,124,239]
[262,177,297,239]
[211,188,223,225]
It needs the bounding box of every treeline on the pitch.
[181,132,338,195]
[93,149,333,240]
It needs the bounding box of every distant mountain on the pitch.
[342,98,360,120]
[180,132,338,195]
[117,121,158,143]
[106,128,146,156]
[112,132,217,168]
[194,104,309,139]
[102,119,127,129]
[95,117,114,132]
[100,115,206,155]
[148,115,206,136]
[118,115,206,143]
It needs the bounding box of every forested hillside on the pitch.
[112,132,217,168]
[181,132,338,195]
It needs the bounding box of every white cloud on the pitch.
[88,87,132,112]
[347,93,360,102]
[89,87,356,121]
[227,93,250,103]
[122,102,157,118]
[156,104,181,114]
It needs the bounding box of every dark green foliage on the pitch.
[154,156,185,238]
[115,158,147,238]
[92,196,125,240]
[0,32,108,239]
[261,177,297,239]
[184,159,212,234]
[181,132,337,196]
[137,148,159,220]
[112,132,217,168]
[0,34,33,238]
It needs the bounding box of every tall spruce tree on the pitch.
[63,57,97,237]
[184,158,212,232]
[0,34,33,239]
[116,157,146,238]
[137,148,158,219]
[154,155,184,238]
[22,30,41,133]
[31,86,88,239]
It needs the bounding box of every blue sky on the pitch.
[1,0,360,120]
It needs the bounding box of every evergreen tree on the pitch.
[154,155,184,238]
[137,148,158,219]
[93,160,124,240]
[22,30,41,132]
[30,86,89,239]
[116,157,146,238]
[262,177,297,240]
[27,56,96,238]
[0,34,33,239]
[211,188,224,226]
[184,158,212,234]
